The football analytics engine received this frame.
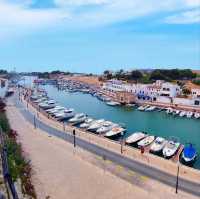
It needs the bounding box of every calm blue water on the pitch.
[41,84,200,169]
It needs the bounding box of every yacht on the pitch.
[186,111,193,118]
[80,118,94,128]
[179,111,186,117]
[106,101,121,106]
[125,132,147,144]
[150,137,167,154]
[68,113,87,124]
[87,119,105,132]
[162,140,180,158]
[137,135,155,148]
[104,127,126,138]
[181,144,197,165]
[96,121,118,134]
[194,112,200,119]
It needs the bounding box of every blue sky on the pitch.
[0,0,200,74]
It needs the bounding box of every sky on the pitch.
[0,0,200,74]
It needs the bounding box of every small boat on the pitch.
[126,104,135,107]
[39,102,56,110]
[125,132,147,144]
[104,127,126,138]
[179,111,186,117]
[173,110,180,116]
[56,112,75,121]
[96,121,118,134]
[137,135,155,147]
[181,143,197,165]
[145,106,156,112]
[68,113,87,124]
[87,119,105,132]
[80,118,94,128]
[150,137,167,154]
[162,140,180,158]
[106,101,121,106]
[166,108,173,114]
[137,106,145,111]
[194,112,200,119]
[186,111,193,118]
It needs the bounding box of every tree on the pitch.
[182,88,191,96]
[130,70,143,81]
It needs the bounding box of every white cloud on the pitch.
[55,0,108,6]
[165,9,200,24]
[0,0,199,40]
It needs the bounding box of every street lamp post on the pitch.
[73,129,76,148]
[175,162,180,194]
[33,115,36,129]
[120,132,124,154]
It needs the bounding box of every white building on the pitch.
[159,82,181,98]
[191,88,200,98]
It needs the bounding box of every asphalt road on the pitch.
[13,96,200,197]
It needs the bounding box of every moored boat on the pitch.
[150,137,167,154]
[87,119,105,132]
[137,135,155,147]
[162,140,180,158]
[106,101,121,106]
[181,143,197,165]
[194,112,200,119]
[104,127,125,138]
[125,132,147,144]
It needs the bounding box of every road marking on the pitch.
[105,159,112,164]
[140,176,149,182]
[116,165,124,171]
[128,170,135,176]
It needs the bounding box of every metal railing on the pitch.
[0,127,19,199]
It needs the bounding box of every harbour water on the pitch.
[40,84,200,169]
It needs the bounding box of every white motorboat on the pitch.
[68,113,87,124]
[96,121,118,134]
[80,118,94,128]
[162,140,180,158]
[125,132,147,144]
[39,102,56,109]
[55,110,75,120]
[34,97,48,103]
[48,106,65,114]
[87,119,105,132]
[166,108,173,114]
[105,127,125,138]
[150,137,167,154]
[194,112,200,119]
[106,101,121,106]
[145,106,156,112]
[137,136,155,147]
[137,106,145,111]
[173,110,180,116]
[186,111,193,118]
[179,111,186,117]
[64,108,74,113]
